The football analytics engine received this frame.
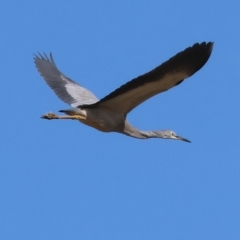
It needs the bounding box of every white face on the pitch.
[153,130,191,142]
[170,131,178,139]
[159,130,177,139]
[169,131,191,143]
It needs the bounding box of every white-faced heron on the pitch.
[34,42,213,142]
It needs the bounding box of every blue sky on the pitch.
[1,0,240,239]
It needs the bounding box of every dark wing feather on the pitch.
[34,53,98,107]
[81,42,213,114]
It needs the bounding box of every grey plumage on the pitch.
[34,42,213,142]
[34,53,98,106]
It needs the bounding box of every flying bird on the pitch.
[34,42,213,142]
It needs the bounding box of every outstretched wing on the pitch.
[34,53,98,107]
[82,42,213,114]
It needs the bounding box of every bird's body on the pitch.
[34,42,213,142]
[61,107,126,133]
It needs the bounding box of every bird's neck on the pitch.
[123,121,158,139]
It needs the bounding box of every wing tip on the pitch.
[33,52,55,64]
[185,41,214,76]
[200,41,214,54]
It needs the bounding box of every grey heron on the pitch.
[34,42,213,142]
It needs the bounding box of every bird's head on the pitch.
[152,130,191,143]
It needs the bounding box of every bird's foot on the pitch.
[41,112,58,120]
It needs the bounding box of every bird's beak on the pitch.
[176,135,191,143]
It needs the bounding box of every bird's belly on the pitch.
[80,108,125,132]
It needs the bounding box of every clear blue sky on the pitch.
[1,1,240,239]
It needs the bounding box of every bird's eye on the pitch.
[171,132,176,137]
